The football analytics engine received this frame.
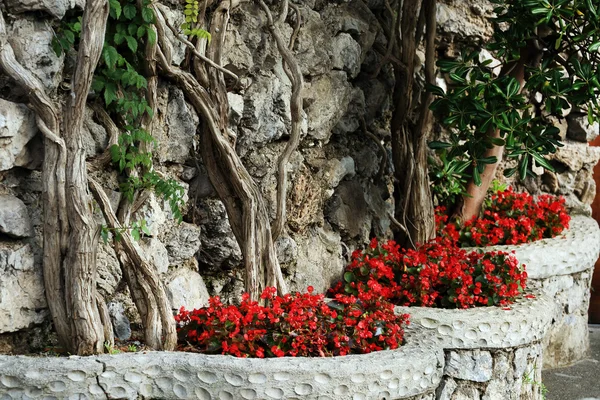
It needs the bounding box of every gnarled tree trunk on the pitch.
[0,0,111,355]
[63,0,110,354]
[153,0,289,300]
[380,0,437,248]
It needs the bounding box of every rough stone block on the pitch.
[4,0,69,19]
[567,113,600,142]
[0,98,38,172]
[0,194,33,239]
[445,350,493,382]
[0,242,46,333]
[166,268,209,311]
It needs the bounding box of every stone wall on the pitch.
[0,342,444,399]
[396,293,556,400]
[438,344,544,400]
[0,0,394,347]
[0,0,598,352]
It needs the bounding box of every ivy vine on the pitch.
[182,0,212,40]
[52,0,185,237]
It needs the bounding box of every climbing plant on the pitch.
[0,0,183,355]
[53,0,185,222]
[182,0,212,40]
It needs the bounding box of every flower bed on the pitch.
[474,215,600,368]
[328,237,527,309]
[436,188,571,247]
[395,293,556,399]
[436,188,600,368]
[175,287,408,358]
[328,235,557,399]
[0,342,444,399]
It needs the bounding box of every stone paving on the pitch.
[543,325,600,400]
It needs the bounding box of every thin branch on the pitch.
[288,2,301,50]
[278,0,289,26]
[88,103,119,171]
[89,177,176,350]
[360,117,388,180]
[156,6,240,86]
[371,0,402,78]
[258,0,304,245]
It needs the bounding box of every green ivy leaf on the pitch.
[63,29,75,45]
[51,38,63,57]
[141,221,151,235]
[123,4,137,19]
[125,36,138,52]
[114,32,125,45]
[100,227,109,244]
[102,45,120,69]
[131,227,140,241]
[110,144,121,162]
[127,24,137,36]
[136,25,146,38]
[109,0,122,19]
[91,76,105,92]
[146,27,157,45]
[104,82,118,106]
[142,7,154,23]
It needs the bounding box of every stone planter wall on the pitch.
[0,341,444,400]
[481,215,600,368]
[395,294,556,400]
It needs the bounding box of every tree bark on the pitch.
[0,9,73,348]
[390,0,436,248]
[89,178,177,350]
[154,1,287,300]
[63,0,110,355]
[0,0,113,354]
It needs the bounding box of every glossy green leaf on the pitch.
[531,152,554,171]
[519,156,529,180]
[428,141,452,149]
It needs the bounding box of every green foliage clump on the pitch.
[428,0,600,205]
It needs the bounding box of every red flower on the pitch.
[436,187,570,247]
[175,286,407,358]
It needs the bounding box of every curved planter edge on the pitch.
[394,292,556,350]
[465,215,600,368]
[395,293,556,400]
[0,341,444,400]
